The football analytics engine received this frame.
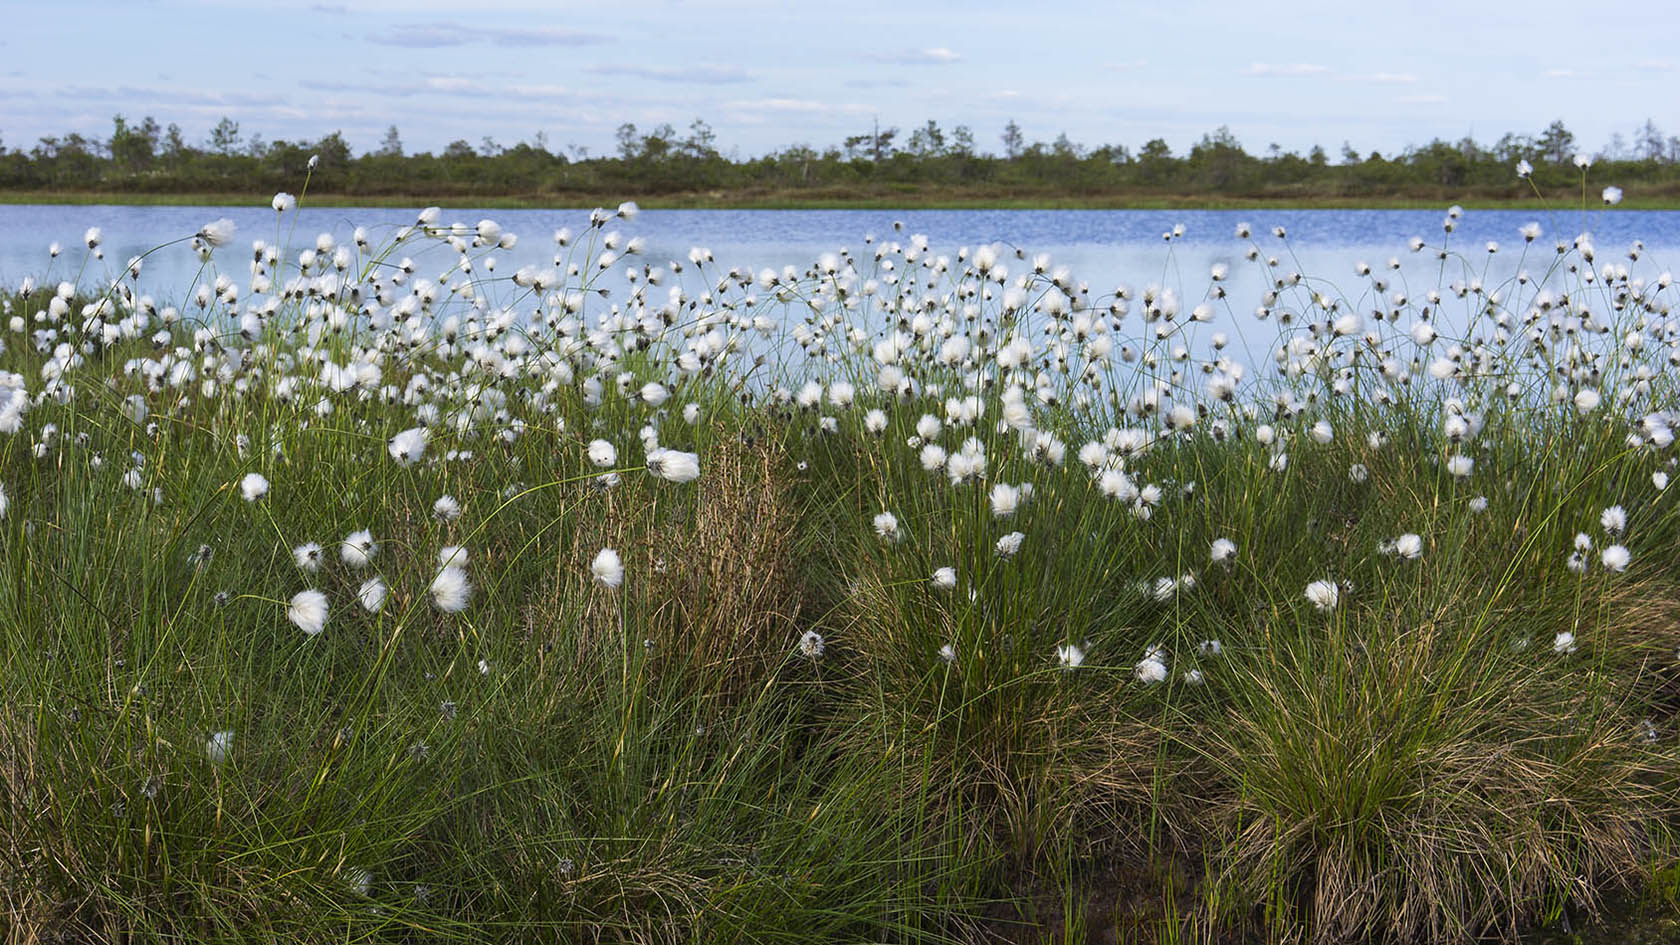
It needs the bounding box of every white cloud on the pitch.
[367,21,610,48]
[1346,72,1418,84]
[588,63,753,85]
[865,47,961,65]
[1244,62,1329,77]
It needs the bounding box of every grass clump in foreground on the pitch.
[1,180,1678,944]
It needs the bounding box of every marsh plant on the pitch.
[1,167,1678,944]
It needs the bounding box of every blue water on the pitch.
[4,203,1676,348]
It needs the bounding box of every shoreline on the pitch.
[5,189,1679,211]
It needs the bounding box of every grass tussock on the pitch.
[3,186,1680,943]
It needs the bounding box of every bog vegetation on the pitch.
[7,114,1680,203]
[2,169,1679,944]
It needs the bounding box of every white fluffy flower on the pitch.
[647,448,700,483]
[1135,655,1168,684]
[1446,455,1473,478]
[429,566,472,613]
[872,511,901,542]
[433,494,462,521]
[197,218,236,248]
[389,427,428,466]
[1600,505,1626,535]
[288,589,329,636]
[1393,533,1424,560]
[931,567,957,590]
[1056,643,1085,670]
[1554,631,1577,655]
[240,472,269,501]
[340,530,377,568]
[292,542,323,572]
[1304,579,1340,612]
[798,630,825,659]
[1601,544,1631,572]
[587,439,617,468]
[357,576,387,614]
[996,531,1024,557]
[592,548,624,588]
[1210,538,1237,563]
[989,482,1020,518]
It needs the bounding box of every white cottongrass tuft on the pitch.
[1393,533,1424,560]
[592,548,624,588]
[357,576,387,614]
[1600,505,1627,535]
[433,494,462,521]
[1554,631,1578,655]
[989,482,1020,518]
[197,218,236,248]
[1210,538,1237,564]
[438,545,469,569]
[288,589,329,636]
[429,566,472,613]
[1446,455,1474,478]
[1601,544,1631,573]
[292,542,323,572]
[872,511,901,542]
[931,566,957,590]
[340,530,377,568]
[798,630,825,659]
[1056,643,1086,670]
[1135,650,1168,684]
[240,472,269,502]
[646,448,700,483]
[996,531,1024,557]
[389,427,428,466]
[1304,579,1340,612]
[587,439,617,468]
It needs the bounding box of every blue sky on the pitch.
[5,0,1676,161]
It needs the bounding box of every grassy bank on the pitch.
[1,200,1678,944]
[5,187,1680,210]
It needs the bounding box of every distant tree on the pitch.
[108,114,159,171]
[444,139,475,160]
[1309,144,1327,166]
[478,136,502,158]
[161,123,186,159]
[1051,132,1082,159]
[615,123,640,160]
[683,118,717,158]
[313,131,351,170]
[1538,120,1574,164]
[949,125,976,157]
[1636,119,1665,161]
[1340,141,1361,165]
[377,125,403,157]
[1602,131,1627,161]
[1001,119,1024,159]
[907,120,946,157]
[209,116,241,155]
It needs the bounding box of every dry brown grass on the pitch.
[521,438,804,707]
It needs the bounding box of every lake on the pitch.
[4,204,1677,350]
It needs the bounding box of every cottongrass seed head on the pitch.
[288,589,329,636]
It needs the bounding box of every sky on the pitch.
[4,0,1677,162]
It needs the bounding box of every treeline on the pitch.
[5,114,1680,204]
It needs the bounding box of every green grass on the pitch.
[1,195,1679,944]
